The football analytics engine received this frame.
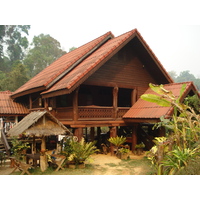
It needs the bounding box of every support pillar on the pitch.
[74,128,83,141]
[109,126,117,156]
[131,125,138,152]
[113,87,118,118]
[90,127,95,142]
[73,88,79,121]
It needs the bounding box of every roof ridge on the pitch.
[45,31,114,89]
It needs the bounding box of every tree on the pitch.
[168,70,177,81]
[69,46,77,52]
[0,61,29,91]
[0,25,30,71]
[24,34,66,77]
[176,70,196,82]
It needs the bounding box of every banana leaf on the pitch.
[141,94,171,107]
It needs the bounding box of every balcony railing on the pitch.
[55,106,129,121]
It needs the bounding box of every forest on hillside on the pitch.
[0,25,200,92]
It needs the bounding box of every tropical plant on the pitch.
[62,137,98,165]
[11,137,30,159]
[118,148,130,154]
[108,136,126,148]
[135,142,145,149]
[108,136,127,157]
[142,83,200,175]
[160,147,200,175]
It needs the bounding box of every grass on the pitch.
[10,156,155,175]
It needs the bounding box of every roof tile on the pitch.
[0,91,29,115]
[123,82,195,119]
[11,31,114,98]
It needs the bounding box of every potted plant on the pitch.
[108,136,126,156]
[118,148,130,160]
[135,142,145,155]
[62,137,98,169]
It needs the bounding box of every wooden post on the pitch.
[29,95,32,109]
[90,127,95,142]
[97,127,101,149]
[113,87,118,118]
[131,88,138,106]
[40,135,48,172]
[109,126,117,156]
[41,136,46,150]
[73,88,79,121]
[74,128,83,141]
[131,125,137,152]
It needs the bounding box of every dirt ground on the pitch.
[88,153,145,175]
[0,152,145,175]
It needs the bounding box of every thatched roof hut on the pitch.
[8,110,71,137]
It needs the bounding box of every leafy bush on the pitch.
[62,138,98,165]
[143,83,200,175]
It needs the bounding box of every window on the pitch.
[118,88,132,107]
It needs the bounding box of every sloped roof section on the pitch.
[11,31,114,99]
[123,82,198,120]
[0,91,29,115]
[41,29,173,97]
[8,110,71,137]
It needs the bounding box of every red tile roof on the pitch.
[11,31,114,98]
[123,82,197,120]
[11,29,173,99]
[0,91,29,115]
[41,29,173,97]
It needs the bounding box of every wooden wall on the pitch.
[84,43,157,99]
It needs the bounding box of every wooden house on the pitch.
[9,29,199,151]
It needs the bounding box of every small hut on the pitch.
[8,110,72,171]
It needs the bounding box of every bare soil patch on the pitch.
[0,152,150,175]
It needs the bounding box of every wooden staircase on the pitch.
[0,130,11,156]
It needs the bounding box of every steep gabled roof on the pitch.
[11,29,173,99]
[41,29,173,98]
[0,91,29,115]
[11,31,114,99]
[123,82,198,121]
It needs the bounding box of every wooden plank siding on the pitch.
[52,44,159,125]
[84,44,157,93]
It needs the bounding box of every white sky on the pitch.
[3,0,200,78]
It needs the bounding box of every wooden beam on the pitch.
[109,126,117,156]
[73,88,79,121]
[74,128,83,141]
[131,88,138,106]
[113,87,118,119]
[131,125,138,152]
[90,127,95,141]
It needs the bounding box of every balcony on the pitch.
[54,106,130,121]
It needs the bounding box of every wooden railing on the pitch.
[55,106,130,121]
[78,106,113,119]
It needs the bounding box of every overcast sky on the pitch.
[4,0,200,78]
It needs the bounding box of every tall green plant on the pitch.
[63,138,98,165]
[142,83,200,175]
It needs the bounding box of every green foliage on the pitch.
[0,61,29,91]
[135,142,145,149]
[144,83,200,175]
[108,136,126,147]
[168,70,200,91]
[11,137,30,159]
[118,148,130,154]
[23,34,66,77]
[62,137,98,165]
[0,25,30,67]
